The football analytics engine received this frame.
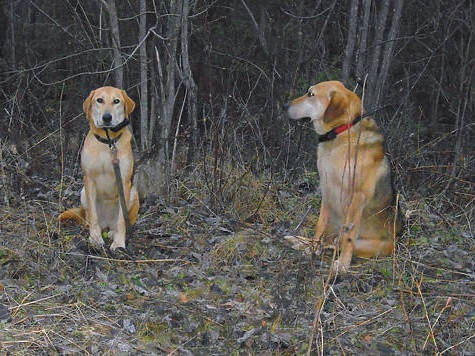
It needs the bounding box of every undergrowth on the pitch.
[0,148,473,354]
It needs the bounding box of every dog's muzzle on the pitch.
[102,112,112,125]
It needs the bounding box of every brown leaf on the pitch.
[178,292,189,304]
[362,334,372,343]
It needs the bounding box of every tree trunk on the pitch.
[139,0,148,151]
[8,0,16,67]
[342,0,359,86]
[179,0,198,168]
[159,0,180,165]
[148,73,158,147]
[356,0,372,81]
[136,0,182,198]
[100,0,123,88]
[374,0,404,108]
[290,1,305,92]
[367,0,390,108]
[240,0,269,56]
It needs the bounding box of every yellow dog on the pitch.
[285,81,402,273]
[59,86,139,250]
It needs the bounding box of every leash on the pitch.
[104,127,131,241]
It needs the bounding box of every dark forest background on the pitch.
[0,0,473,215]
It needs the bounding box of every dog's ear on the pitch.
[121,90,136,117]
[83,90,95,119]
[323,89,348,123]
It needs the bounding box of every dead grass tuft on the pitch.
[211,229,264,266]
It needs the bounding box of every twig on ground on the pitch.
[422,297,453,350]
[440,333,475,354]
[333,307,396,339]
[307,247,338,356]
[9,293,62,314]
[65,252,191,264]
[168,334,198,355]
[294,205,313,232]
[416,273,439,353]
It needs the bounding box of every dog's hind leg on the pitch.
[58,207,86,224]
[354,238,393,258]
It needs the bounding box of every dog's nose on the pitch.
[103,112,112,123]
[283,102,290,111]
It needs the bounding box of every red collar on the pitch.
[318,115,363,143]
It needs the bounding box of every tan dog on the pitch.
[285,81,402,273]
[59,86,139,250]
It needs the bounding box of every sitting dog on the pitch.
[59,86,139,250]
[285,81,402,273]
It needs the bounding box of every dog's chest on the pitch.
[318,146,358,185]
[317,144,364,206]
[82,148,114,175]
[82,146,131,197]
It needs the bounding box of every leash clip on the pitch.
[104,128,117,151]
[110,143,118,153]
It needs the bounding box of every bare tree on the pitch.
[180,0,198,167]
[374,0,404,108]
[240,0,269,56]
[356,0,372,80]
[139,0,148,151]
[342,0,404,109]
[136,0,182,197]
[99,0,123,88]
[367,0,390,107]
[158,0,181,166]
[342,0,359,86]
[8,0,16,67]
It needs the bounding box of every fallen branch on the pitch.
[9,293,63,314]
[416,273,439,353]
[66,252,190,264]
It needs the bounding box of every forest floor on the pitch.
[0,160,474,355]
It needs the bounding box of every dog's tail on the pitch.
[58,207,86,225]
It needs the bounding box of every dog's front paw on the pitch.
[109,231,126,251]
[330,259,350,275]
[110,240,126,251]
[312,239,324,255]
[89,226,104,247]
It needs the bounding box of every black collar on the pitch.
[109,118,130,132]
[94,132,122,146]
[93,118,129,147]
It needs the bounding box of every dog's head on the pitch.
[285,81,361,135]
[83,86,135,129]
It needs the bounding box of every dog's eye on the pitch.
[113,99,120,104]
[307,91,314,97]
[96,98,104,103]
